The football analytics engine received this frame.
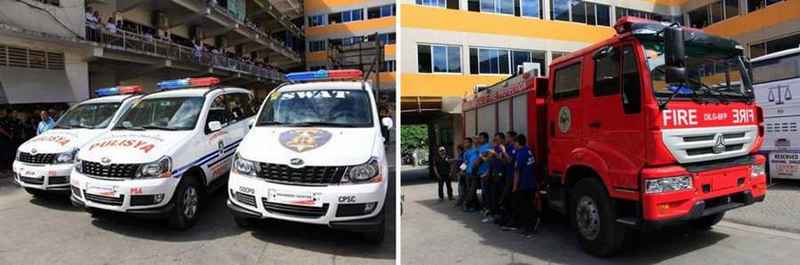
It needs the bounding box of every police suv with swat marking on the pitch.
[227,69,393,243]
[70,77,257,229]
[14,86,143,197]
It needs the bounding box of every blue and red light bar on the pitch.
[286,69,363,82]
[95,85,144,97]
[156,77,220,90]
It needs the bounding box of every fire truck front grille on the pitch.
[662,125,757,164]
[262,199,329,218]
[257,163,347,185]
[81,161,139,179]
[17,152,56,164]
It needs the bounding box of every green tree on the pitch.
[401,125,428,151]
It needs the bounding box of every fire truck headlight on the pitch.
[645,176,693,194]
[232,153,258,177]
[136,156,172,179]
[751,163,766,178]
[55,149,79,164]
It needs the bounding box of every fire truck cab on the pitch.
[462,17,767,256]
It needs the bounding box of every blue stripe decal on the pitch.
[208,151,236,168]
[170,138,244,177]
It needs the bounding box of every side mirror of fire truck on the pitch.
[664,26,687,84]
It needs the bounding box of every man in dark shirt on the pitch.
[506,134,539,238]
[433,146,453,201]
[0,108,13,170]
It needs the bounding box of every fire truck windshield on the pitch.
[642,40,753,102]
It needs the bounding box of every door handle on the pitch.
[589,121,601,128]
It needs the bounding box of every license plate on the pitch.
[267,189,322,207]
[18,167,40,179]
[86,184,118,197]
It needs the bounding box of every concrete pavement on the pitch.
[401,180,800,265]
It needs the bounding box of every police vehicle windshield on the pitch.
[643,40,753,101]
[54,103,121,129]
[114,97,204,131]
[257,89,373,128]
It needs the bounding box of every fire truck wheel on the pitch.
[24,188,46,198]
[572,178,626,257]
[168,177,201,230]
[690,213,725,230]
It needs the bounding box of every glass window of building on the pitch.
[552,0,610,26]
[688,7,710,28]
[552,0,570,21]
[368,5,396,19]
[417,0,448,8]
[308,40,326,52]
[520,0,542,18]
[418,44,461,73]
[308,15,325,27]
[751,33,800,57]
[748,0,783,12]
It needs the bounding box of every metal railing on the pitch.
[88,27,285,81]
[206,3,301,61]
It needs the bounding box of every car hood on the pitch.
[17,129,105,154]
[77,130,194,164]
[238,127,379,166]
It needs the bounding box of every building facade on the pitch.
[303,0,397,95]
[400,0,800,151]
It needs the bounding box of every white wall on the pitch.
[0,0,85,38]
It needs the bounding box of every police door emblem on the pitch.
[279,129,332,153]
[558,106,572,134]
[712,133,726,154]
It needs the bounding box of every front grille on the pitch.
[17,152,56,164]
[686,144,745,156]
[81,161,139,179]
[662,126,757,164]
[84,192,124,206]
[48,176,68,185]
[234,192,257,207]
[262,199,329,218]
[71,186,82,198]
[130,195,157,206]
[19,176,44,185]
[257,163,347,185]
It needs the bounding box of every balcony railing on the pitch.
[207,3,301,61]
[90,28,285,81]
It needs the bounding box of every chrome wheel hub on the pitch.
[576,195,600,240]
[183,186,198,218]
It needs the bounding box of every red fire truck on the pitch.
[462,17,767,256]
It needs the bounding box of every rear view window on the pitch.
[554,62,581,100]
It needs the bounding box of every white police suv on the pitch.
[227,69,393,243]
[14,86,143,196]
[70,77,257,229]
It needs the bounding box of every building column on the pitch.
[542,0,551,20]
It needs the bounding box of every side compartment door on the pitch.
[548,61,584,179]
[585,44,646,190]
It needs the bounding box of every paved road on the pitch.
[725,180,800,233]
[401,181,800,265]
[0,169,395,265]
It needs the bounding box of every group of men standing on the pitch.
[432,131,540,238]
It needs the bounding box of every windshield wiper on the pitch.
[114,125,145,131]
[686,78,730,105]
[256,121,287,126]
[290,122,357,128]
[53,124,72,129]
[141,125,180,131]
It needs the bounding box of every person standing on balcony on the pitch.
[105,17,117,34]
[113,11,124,29]
[85,7,98,41]
[193,39,204,63]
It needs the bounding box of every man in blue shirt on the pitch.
[498,131,517,226]
[36,110,55,135]
[473,132,493,215]
[506,134,539,237]
[461,137,481,211]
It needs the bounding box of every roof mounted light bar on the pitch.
[156,77,220,91]
[95,85,144,97]
[286,69,363,82]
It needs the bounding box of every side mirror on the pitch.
[664,26,687,84]
[208,121,222,132]
[665,67,687,84]
[381,117,394,130]
[248,119,255,129]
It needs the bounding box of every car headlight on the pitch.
[135,156,172,179]
[233,153,258,177]
[55,149,79,164]
[751,163,766,178]
[644,176,693,194]
[343,158,381,184]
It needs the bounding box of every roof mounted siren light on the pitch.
[156,77,220,91]
[286,69,364,82]
[95,85,144,97]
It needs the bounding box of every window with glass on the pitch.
[329,9,363,24]
[382,60,397,72]
[54,103,122,129]
[476,48,510,74]
[752,52,800,84]
[257,90,373,128]
[553,62,581,100]
[378,32,396,44]
[616,7,676,24]
[750,33,800,58]
[551,0,610,26]
[368,4,396,19]
[308,15,325,27]
[309,40,326,52]
[417,0,447,8]
[418,44,462,73]
[520,0,542,18]
[748,0,783,12]
[686,1,739,28]
[480,0,514,14]
[620,46,642,113]
[593,47,620,96]
[115,97,204,131]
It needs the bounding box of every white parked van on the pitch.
[227,70,393,242]
[14,86,143,196]
[70,77,257,229]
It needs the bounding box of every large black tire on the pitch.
[363,218,386,244]
[168,178,201,230]
[690,213,725,230]
[571,178,626,257]
[233,215,256,229]
[24,187,46,198]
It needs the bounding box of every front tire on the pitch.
[168,178,201,230]
[571,178,626,257]
[690,213,724,230]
